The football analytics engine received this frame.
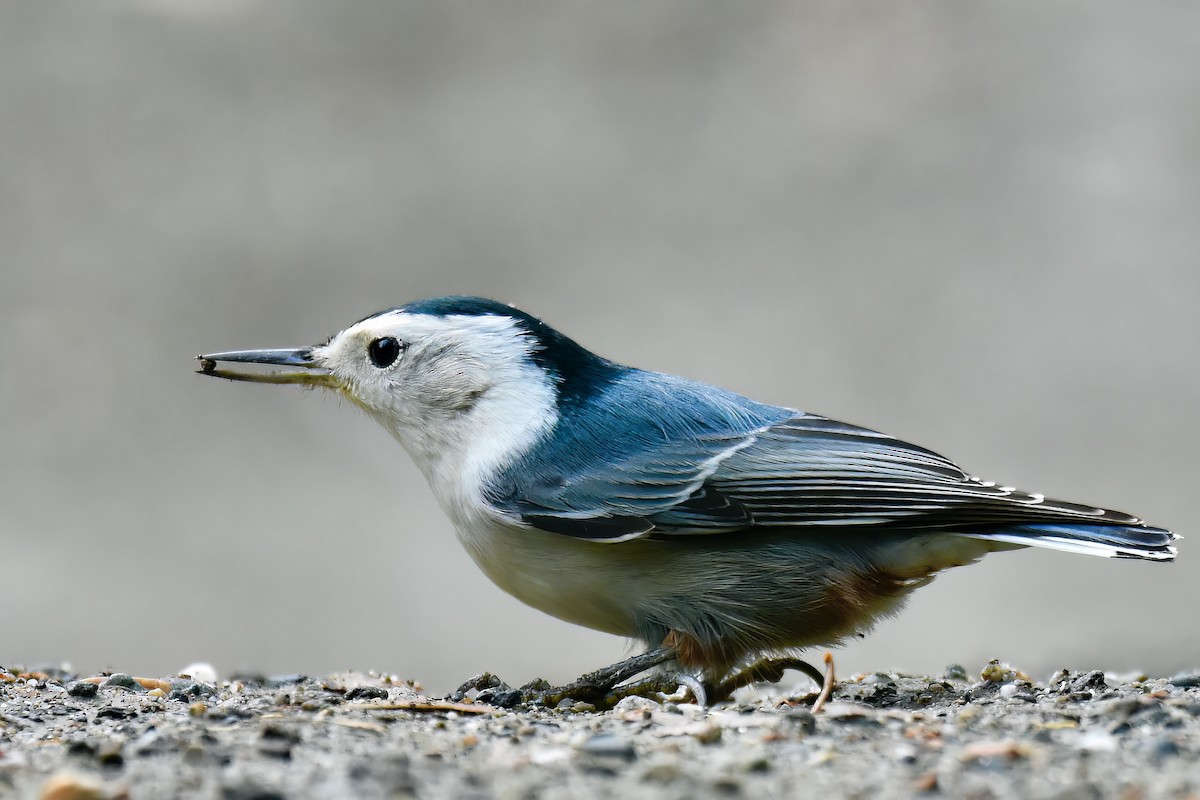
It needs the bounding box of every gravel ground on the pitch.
[3,661,1200,799]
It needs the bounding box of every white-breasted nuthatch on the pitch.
[199,296,1175,702]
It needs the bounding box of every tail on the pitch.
[964,522,1177,561]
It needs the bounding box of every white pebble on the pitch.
[178,662,218,684]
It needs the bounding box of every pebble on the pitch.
[177,663,218,684]
[821,702,877,722]
[39,773,106,800]
[344,686,389,701]
[579,734,636,760]
[266,674,307,688]
[66,682,98,699]
[169,682,213,701]
[612,696,659,719]
[103,674,142,692]
[981,660,1018,683]
[1169,671,1200,688]
[1069,671,1108,695]
[943,664,968,681]
[782,707,816,735]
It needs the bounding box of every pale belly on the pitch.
[456,521,645,637]
[451,519,998,662]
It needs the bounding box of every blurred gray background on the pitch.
[3,1,1197,692]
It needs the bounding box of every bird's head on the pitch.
[199,296,614,476]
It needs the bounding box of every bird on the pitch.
[198,296,1176,705]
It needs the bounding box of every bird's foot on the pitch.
[451,647,682,710]
[711,652,837,710]
[451,650,837,711]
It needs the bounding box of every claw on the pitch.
[810,652,837,714]
[711,656,825,702]
[676,673,708,708]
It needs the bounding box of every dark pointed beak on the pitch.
[196,347,335,387]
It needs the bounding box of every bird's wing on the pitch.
[664,415,1147,531]
[495,404,1148,541]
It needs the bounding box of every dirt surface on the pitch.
[3,661,1199,799]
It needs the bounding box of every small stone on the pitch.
[783,708,816,735]
[913,772,939,793]
[260,723,301,743]
[66,682,98,699]
[1150,737,1181,760]
[742,756,770,773]
[266,674,306,688]
[169,682,214,701]
[956,705,981,725]
[345,686,389,701]
[695,724,722,744]
[96,742,124,768]
[1070,671,1108,695]
[944,664,968,681]
[178,663,218,684]
[981,661,1016,683]
[103,674,142,692]
[188,702,207,717]
[821,702,877,722]
[95,707,135,721]
[712,777,741,795]
[612,696,659,718]
[66,742,97,758]
[220,782,285,800]
[579,733,636,760]
[451,672,507,701]
[1169,671,1200,689]
[258,724,298,760]
[961,740,1029,762]
[479,687,522,708]
[641,761,682,783]
[39,773,106,800]
[182,744,207,765]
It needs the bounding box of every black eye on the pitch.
[367,337,403,368]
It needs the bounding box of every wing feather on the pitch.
[487,373,1153,541]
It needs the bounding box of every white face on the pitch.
[311,311,560,510]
